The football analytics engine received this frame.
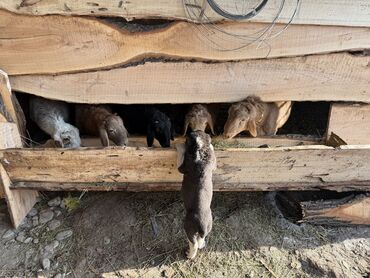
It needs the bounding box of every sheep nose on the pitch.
[223,134,231,139]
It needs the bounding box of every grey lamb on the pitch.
[178,130,217,259]
[29,96,81,148]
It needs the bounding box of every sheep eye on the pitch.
[109,129,115,133]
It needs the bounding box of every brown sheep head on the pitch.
[100,114,128,147]
[183,104,215,136]
[223,98,263,139]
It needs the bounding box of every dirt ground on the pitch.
[0,191,369,278]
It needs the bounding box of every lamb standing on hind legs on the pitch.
[178,130,217,259]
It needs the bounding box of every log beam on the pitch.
[10,53,370,103]
[1,10,370,75]
[0,0,369,27]
[1,145,370,191]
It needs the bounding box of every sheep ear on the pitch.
[54,140,63,148]
[183,119,189,136]
[99,127,109,147]
[247,120,257,137]
[53,135,63,148]
[176,144,186,173]
[147,125,154,147]
[207,115,215,135]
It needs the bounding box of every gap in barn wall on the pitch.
[14,92,330,147]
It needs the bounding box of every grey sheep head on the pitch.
[54,124,81,148]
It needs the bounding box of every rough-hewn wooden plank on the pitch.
[11,181,370,192]
[275,192,370,225]
[44,136,320,148]
[0,123,22,149]
[0,70,16,124]
[327,104,370,145]
[11,53,370,103]
[300,194,370,225]
[0,71,37,227]
[1,10,370,75]
[2,145,370,191]
[0,0,369,27]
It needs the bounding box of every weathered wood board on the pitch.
[275,192,370,225]
[38,136,320,149]
[2,145,370,192]
[0,72,37,227]
[327,104,370,145]
[1,10,370,75]
[11,53,370,103]
[300,194,370,226]
[0,0,369,27]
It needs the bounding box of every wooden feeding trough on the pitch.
[0,1,370,227]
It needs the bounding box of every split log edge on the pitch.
[10,53,370,103]
[0,0,369,27]
[1,9,370,75]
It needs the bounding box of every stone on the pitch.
[33,238,39,244]
[48,220,61,231]
[54,274,62,278]
[16,232,27,243]
[28,208,38,217]
[54,210,62,217]
[2,229,16,240]
[24,237,33,244]
[48,197,61,207]
[39,209,54,224]
[56,230,73,241]
[45,240,59,252]
[32,216,39,227]
[60,200,66,209]
[42,258,51,270]
[104,236,111,245]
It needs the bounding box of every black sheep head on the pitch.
[147,110,174,148]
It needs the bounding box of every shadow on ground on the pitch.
[0,192,369,277]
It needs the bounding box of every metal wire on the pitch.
[182,0,300,54]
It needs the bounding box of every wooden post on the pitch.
[0,70,37,227]
[327,103,370,145]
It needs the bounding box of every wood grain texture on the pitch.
[0,0,369,26]
[1,10,370,75]
[53,136,321,148]
[300,194,370,225]
[2,145,370,192]
[327,104,370,145]
[0,71,37,227]
[10,53,370,103]
[11,181,370,192]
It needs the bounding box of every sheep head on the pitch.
[183,104,215,136]
[147,110,174,148]
[100,114,129,147]
[223,98,264,139]
[54,123,81,148]
[178,130,216,174]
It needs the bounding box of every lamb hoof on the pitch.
[198,240,206,250]
[186,248,197,260]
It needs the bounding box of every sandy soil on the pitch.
[0,191,369,278]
